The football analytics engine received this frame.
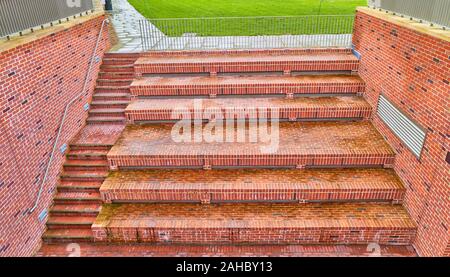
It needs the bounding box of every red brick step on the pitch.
[42,229,93,243]
[47,215,96,229]
[51,204,101,215]
[135,50,359,75]
[100,168,405,204]
[92,203,416,245]
[66,149,108,161]
[107,122,396,169]
[130,75,365,97]
[53,192,102,206]
[125,96,371,123]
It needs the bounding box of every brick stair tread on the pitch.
[64,160,109,167]
[126,96,371,120]
[97,78,133,82]
[67,149,109,156]
[70,124,124,146]
[95,87,130,91]
[101,64,134,69]
[132,75,363,87]
[58,181,103,189]
[69,142,113,148]
[89,108,125,114]
[101,168,403,191]
[100,168,405,203]
[47,215,96,225]
[43,229,93,239]
[91,100,130,105]
[87,116,126,122]
[136,52,358,65]
[37,243,417,257]
[51,204,101,214]
[55,191,102,201]
[60,171,108,178]
[107,121,395,167]
[93,92,130,97]
[99,72,134,77]
[94,202,416,229]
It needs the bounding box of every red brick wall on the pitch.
[353,9,449,257]
[0,15,110,256]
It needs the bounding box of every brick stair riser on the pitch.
[104,53,140,59]
[57,187,101,194]
[102,60,136,66]
[69,145,111,152]
[94,88,131,94]
[42,237,93,243]
[100,188,405,204]
[91,103,129,109]
[50,209,100,217]
[100,67,134,73]
[89,112,125,118]
[130,84,365,97]
[99,73,135,79]
[108,155,395,169]
[135,62,359,76]
[54,199,102,205]
[60,176,106,183]
[47,223,93,230]
[126,108,372,123]
[92,227,416,245]
[67,155,107,161]
[63,165,109,172]
[87,120,126,126]
[97,80,133,86]
[93,95,130,101]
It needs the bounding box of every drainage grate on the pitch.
[377,95,426,158]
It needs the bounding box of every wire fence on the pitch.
[368,0,450,28]
[139,15,355,51]
[0,0,94,38]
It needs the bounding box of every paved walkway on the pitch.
[108,0,160,52]
[109,0,352,52]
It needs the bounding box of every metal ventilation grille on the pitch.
[377,95,426,158]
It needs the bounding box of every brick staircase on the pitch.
[41,53,137,243]
[39,49,417,256]
[88,53,139,125]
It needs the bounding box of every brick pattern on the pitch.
[92,203,416,245]
[125,96,372,123]
[129,75,365,97]
[134,51,359,76]
[99,168,405,203]
[36,243,418,257]
[353,8,450,257]
[0,15,110,257]
[42,125,125,244]
[107,122,396,168]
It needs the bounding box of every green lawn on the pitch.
[129,0,366,36]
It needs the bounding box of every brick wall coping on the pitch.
[357,7,450,42]
[0,11,105,53]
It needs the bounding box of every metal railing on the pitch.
[139,15,355,51]
[28,18,109,214]
[0,0,94,38]
[369,0,450,28]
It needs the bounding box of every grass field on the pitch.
[129,0,366,36]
